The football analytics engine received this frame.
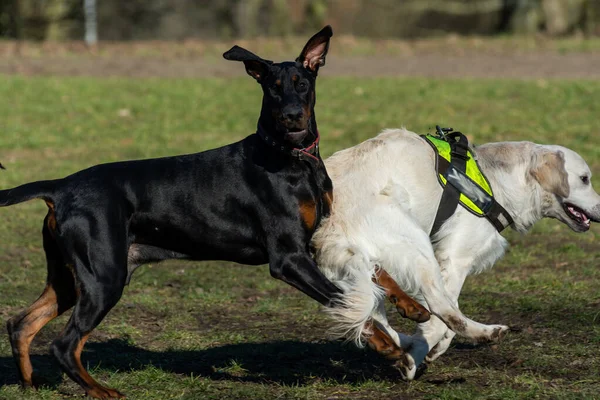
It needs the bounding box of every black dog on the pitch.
[1,26,341,399]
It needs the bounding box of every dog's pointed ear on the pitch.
[297,25,333,74]
[223,45,272,82]
[530,148,570,198]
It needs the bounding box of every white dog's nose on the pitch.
[589,204,600,222]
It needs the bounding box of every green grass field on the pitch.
[0,76,599,399]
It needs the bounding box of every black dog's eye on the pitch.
[297,81,308,92]
[581,175,590,185]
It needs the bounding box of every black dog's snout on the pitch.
[283,106,303,121]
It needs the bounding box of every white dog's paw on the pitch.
[491,325,510,343]
[476,324,510,344]
[395,353,417,381]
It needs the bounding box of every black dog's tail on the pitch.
[0,180,59,207]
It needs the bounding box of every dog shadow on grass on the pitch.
[0,338,408,389]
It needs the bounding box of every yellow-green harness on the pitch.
[422,127,513,236]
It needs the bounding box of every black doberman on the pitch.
[0,26,343,399]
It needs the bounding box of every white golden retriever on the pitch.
[312,128,600,379]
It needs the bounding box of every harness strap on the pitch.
[425,129,514,238]
[429,132,469,238]
[485,201,514,232]
[435,155,514,233]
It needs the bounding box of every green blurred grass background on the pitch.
[0,76,599,399]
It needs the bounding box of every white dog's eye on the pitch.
[581,175,590,185]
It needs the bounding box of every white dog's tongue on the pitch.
[582,212,590,225]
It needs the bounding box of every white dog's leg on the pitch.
[423,261,465,363]
[425,229,508,363]
[403,252,509,344]
[423,270,467,363]
[396,254,509,380]
[425,329,456,362]
[420,277,508,344]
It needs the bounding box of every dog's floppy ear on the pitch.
[297,25,333,74]
[529,148,570,198]
[223,45,272,82]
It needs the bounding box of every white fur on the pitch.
[313,128,600,379]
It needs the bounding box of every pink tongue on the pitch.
[569,205,590,223]
[582,213,590,222]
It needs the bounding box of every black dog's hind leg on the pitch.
[7,214,77,388]
[49,218,128,399]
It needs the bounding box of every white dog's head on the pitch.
[530,145,600,232]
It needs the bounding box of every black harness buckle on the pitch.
[435,125,454,139]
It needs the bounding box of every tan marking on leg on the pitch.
[373,266,431,323]
[74,334,93,386]
[367,323,404,360]
[10,285,59,386]
[74,334,125,399]
[45,201,57,233]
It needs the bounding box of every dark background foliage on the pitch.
[0,0,598,41]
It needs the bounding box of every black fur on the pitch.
[1,26,340,398]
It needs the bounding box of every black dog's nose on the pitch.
[283,106,303,121]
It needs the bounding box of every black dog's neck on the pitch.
[256,118,320,163]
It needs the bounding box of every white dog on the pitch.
[312,128,600,379]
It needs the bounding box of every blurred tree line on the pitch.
[0,0,598,41]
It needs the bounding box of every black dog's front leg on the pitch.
[270,252,342,307]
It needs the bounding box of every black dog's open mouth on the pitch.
[563,202,591,229]
[284,129,308,144]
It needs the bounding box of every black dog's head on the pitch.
[223,26,332,146]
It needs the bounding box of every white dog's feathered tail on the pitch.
[322,264,385,347]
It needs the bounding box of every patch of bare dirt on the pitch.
[1,40,599,79]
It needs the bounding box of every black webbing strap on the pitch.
[435,155,514,233]
[426,126,514,237]
[484,200,514,232]
[429,130,470,238]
